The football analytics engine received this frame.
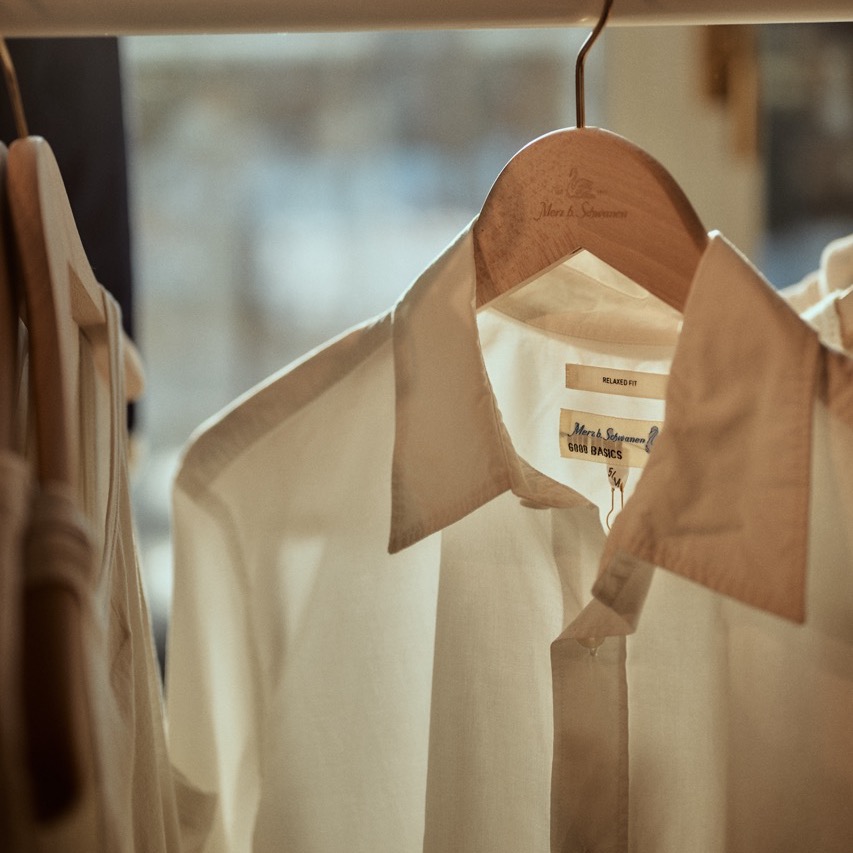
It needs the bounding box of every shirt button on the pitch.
[575,636,605,655]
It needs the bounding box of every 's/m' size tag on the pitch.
[560,409,663,469]
[565,364,668,400]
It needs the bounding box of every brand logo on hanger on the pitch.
[533,172,628,222]
[534,201,630,221]
[555,167,597,200]
[533,200,629,222]
[534,169,628,222]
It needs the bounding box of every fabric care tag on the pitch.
[559,409,662,468]
[565,364,668,400]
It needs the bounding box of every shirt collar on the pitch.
[388,222,853,623]
[388,224,510,554]
[783,232,853,313]
[595,236,821,625]
[802,233,853,352]
[801,286,853,354]
[821,232,853,294]
[389,224,594,554]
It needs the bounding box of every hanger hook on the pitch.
[0,37,29,139]
[575,0,613,129]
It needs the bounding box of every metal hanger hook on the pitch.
[0,37,29,139]
[575,0,613,128]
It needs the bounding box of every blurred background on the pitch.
[15,25,850,669]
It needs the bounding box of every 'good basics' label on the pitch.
[560,409,662,468]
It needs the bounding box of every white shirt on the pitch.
[0,450,31,852]
[6,292,182,852]
[167,225,853,853]
[788,232,853,352]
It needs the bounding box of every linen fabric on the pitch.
[6,290,182,851]
[793,233,853,352]
[782,231,853,315]
[0,451,33,852]
[167,225,853,853]
[72,291,181,852]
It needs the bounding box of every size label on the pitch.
[565,364,668,400]
[560,409,663,468]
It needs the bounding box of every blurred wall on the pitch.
[602,26,764,257]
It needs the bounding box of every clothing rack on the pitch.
[0,0,851,36]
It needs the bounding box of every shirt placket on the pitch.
[550,634,628,853]
[548,505,630,853]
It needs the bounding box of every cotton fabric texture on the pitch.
[3,291,181,851]
[167,225,853,853]
[0,450,32,852]
[788,232,853,352]
[70,292,181,852]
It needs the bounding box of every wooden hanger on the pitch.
[0,144,16,454]
[1,37,115,822]
[473,0,708,311]
[0,36,22,454]
[0,39,143,412]
[8,135,147,484]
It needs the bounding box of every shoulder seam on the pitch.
[176,312,392,488]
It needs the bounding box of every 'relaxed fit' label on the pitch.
[565,364,668,400]
[559,409,663,468]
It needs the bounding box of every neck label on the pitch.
[565,364,668,400]
[559,409,663,468]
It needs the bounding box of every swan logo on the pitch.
[644,425,659,454]
[533,169,628,222]
[554,167,597,200]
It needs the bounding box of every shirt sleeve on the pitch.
[166,477,261,853]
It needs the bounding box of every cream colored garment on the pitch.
[781,231,853,315]
[0,451,32,853]
[9,291,182,852]
[167,226,853,853]
[793,233,853,352]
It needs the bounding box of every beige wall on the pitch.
[601,26,764,258]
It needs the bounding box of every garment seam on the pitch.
[178,312,392,490]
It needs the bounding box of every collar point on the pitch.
[387,531,413,555]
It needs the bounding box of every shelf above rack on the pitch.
[1,0,851,37]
